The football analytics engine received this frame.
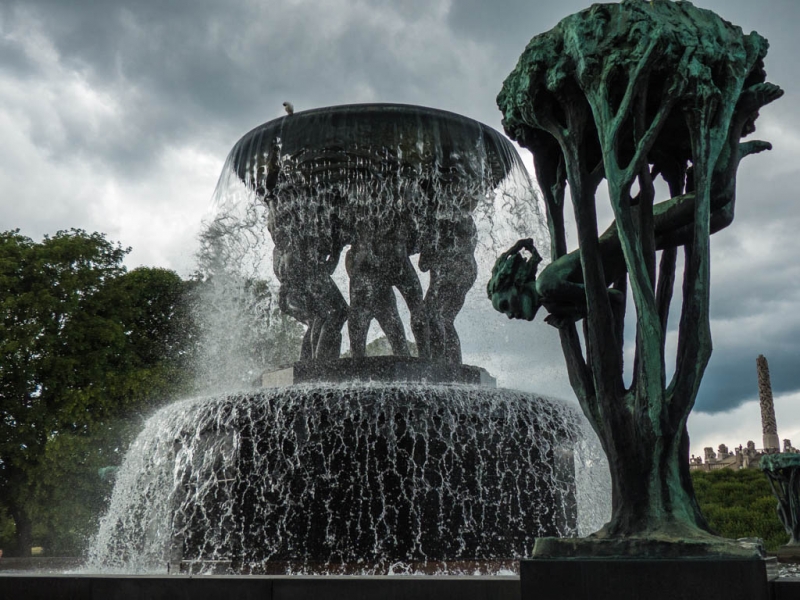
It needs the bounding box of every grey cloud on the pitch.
[3,0,501,179]
[2,0,800,423]
[0,35,43,80]
[447,0,590,50]
[697,347,799,413]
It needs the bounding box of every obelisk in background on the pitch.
[757,354,780,452]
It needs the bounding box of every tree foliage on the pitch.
[0,229,195,555]
[0,228,303,555]
[692,469,787,551]
[99,266,199,412]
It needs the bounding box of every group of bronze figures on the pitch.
[226,104,518,366]
[256,63,780,365]
[228,104,524,364]
[268,199,478,364]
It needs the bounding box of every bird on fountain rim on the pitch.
[283,101,294,115]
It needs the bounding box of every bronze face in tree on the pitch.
[491,0,782,548]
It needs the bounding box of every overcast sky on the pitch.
[1,0,799,456]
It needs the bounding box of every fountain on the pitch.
[86,104,596,575]
[2,3,796,598]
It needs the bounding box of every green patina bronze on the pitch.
[491,0,782,554]
[762,453,800,546]
[762,455,800,471]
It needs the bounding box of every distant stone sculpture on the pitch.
[689,368,796,472]
[492,0,782,554]
[758,354,780,452]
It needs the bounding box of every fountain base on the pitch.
[172,558,518,576]
[533,536,766,559]
[0,574,522,600]
[89,381,578,571]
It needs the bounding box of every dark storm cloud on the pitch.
[1,0,235,177]
[653,255,800,415]
[1,0,799,421]
[1,0,500,178]
[447,0,591,51]
[0,33,43,79]
[698,348,799,413]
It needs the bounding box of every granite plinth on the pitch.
[261,356,497,388]
[0,574,520,600]
[533,536,766,560]
[774,578,800,600]
[522,557,771,600]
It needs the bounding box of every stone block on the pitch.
[521,558,770,600]
[0,574,520,600]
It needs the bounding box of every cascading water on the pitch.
[88,384,586,574]
[204,104,549,366]
[87,103,611,574]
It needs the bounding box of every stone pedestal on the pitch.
[261,356,497,388]
[764,433,781,452]
[0,575,522,600]
[521,557,772,600]
[777,544,800,563]
[523,536,773,600]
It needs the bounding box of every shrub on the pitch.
[691,469,787,551]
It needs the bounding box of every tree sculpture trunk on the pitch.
[492,0,782,549]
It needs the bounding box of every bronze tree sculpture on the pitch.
[490,0,782,549]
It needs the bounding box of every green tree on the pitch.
[692,470,786,551]
[28,268,200,555]
[100,267,199,411]
[0,229,129,555]
[25,424,132,555]
[0,230,195,555]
